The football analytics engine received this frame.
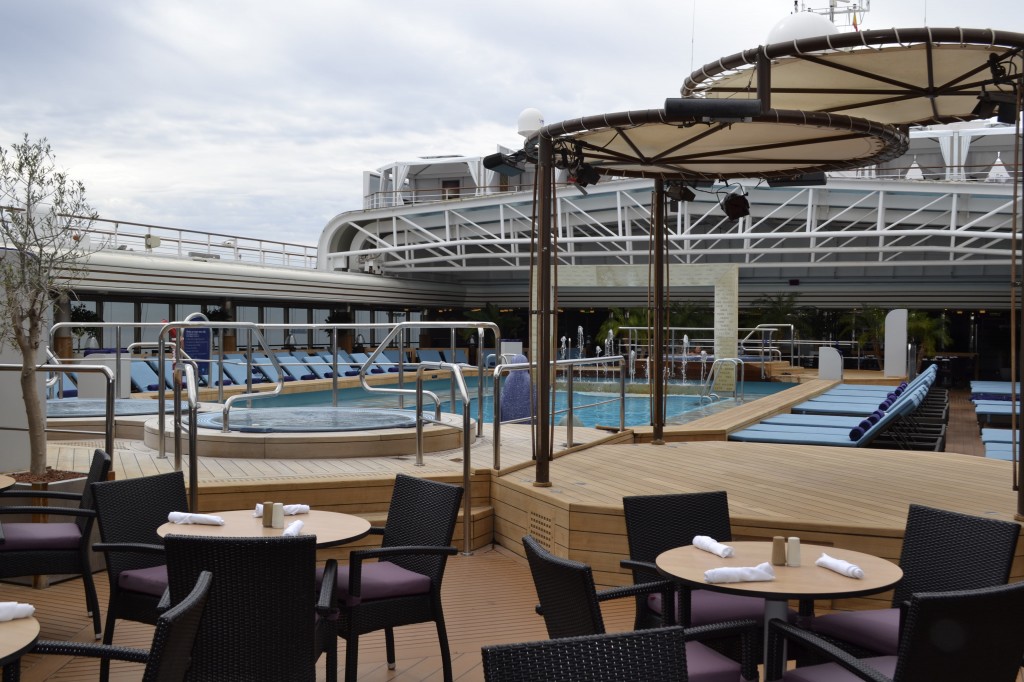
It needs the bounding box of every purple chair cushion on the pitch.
[684,641,740,682]
[0,522,81,551]
[809,607,899,655]
[783,655,896,681]
[317,561,431,606]
[649,587,795,625]
[118,564,169,597]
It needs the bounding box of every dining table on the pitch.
[1,615,40,682]
[656,540,903,675]
[157,508,372,548]
[0,475,15,492]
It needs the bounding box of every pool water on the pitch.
[249,379,792,429]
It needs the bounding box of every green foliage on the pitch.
[204,306,232,322]
[668,301,713,329]
[70,303,102,340]
[462,303,523,340]
[597,307,648,343]
[908,310,951,361]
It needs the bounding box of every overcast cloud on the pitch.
[1,1,1017,245]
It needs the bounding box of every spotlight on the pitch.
[664,98,762,122]
[973,90,1018,125]
[767,172,827,188]
[483,151,526,176]
[569,163,601,187]
[665,182,696,202]
[720,193,750,221]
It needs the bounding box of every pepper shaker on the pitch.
[771,536,788,566]
[262,501,275,528]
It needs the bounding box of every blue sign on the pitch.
[182,327,212,377]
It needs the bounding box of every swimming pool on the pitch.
[246,379,792,429]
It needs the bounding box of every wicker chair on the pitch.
[482,626,697,681]
[522,534,758,682]
[0,448,111,638]
[765,581,1024,681]
[91,471,189,681]
[31,570,212,682]
[324,473,463,682]
[164,535,338,682]
[621,491,798,664]
[807,504,1021,657]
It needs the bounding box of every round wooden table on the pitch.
[157,509,371,548]
[0,475,15,492]
[1,616,40,680]
[657,541,903,666]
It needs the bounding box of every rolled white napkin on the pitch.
[815,552,864,579]
[693,535,734,558]
[282,520,304,537]
[167,511,225,526]
[253,503,310,518]
[704,561,775,584]
[0,602,35,622]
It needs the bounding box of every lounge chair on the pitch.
[417,348,444,364]
[130,359,166,392]
[981,428,1021,443]
[222,353,265,385]
[273,351,315,380]
[316,352,361,376]
[349,351,389,373]
[250,352,292,382]
[299,354,336,379]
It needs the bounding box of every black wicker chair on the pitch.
[807,504,1020,658]
[0,448,111,638]
[765,581,1024,681]
[91,470,189,681]
[621,491,798,663]
[164,534,338,682]
[31,570,212,682]
[324,473,463,682]
[522,534,758,682]
[482,626,697,682]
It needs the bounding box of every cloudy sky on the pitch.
[1,1,1016,246]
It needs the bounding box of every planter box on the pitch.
[0,474,108,588]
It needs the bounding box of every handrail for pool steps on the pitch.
[0,362,115,457]
[491,355,626,470]
[414,361,474,556]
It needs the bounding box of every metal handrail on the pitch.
[700,358,745,403]
[491,355,626,470]
[0,362,115,456]
[414,362,473,556]
[360,321,500,437]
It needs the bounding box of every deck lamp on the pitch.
[720,192,750,221]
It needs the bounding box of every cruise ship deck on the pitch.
[5,384,1021,680]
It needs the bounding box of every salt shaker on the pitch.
[786,537,801,567]
[771,536,787,566]
[262,501,275,528]
[271,502,285,529]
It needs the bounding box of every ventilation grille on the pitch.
[529,511,554,551]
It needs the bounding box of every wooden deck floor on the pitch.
[4,545,633,682]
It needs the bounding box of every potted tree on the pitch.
[1,136,98,478]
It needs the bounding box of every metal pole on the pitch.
[652,180,666,444]
[619,356,627,432]
[476,327,485,437]
[461,405,473,556]
[415,370,425,467]
[566,369,575,448]
[534,134,554,486]
[493,367,503,470]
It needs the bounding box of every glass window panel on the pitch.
[264,307,284,349]
[105,301,136,349]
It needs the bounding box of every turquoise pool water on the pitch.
[247,379,792,429]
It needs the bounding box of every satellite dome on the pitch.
[766,11,839,44]
[517,108,544,138]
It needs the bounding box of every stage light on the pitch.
[973,90,1018,125]
[483,152,526,176]
[570,163,601,187]
[664,98,763,122]
[720,193,750,221]
[665,182,696,202]
[767,172,827,188]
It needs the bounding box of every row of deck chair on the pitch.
[970,380,1019,402]
[728,365,946,449]
[979,428,1022,460]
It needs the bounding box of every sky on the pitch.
[1,1,1018,246]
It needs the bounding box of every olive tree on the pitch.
[1,135,97,475]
